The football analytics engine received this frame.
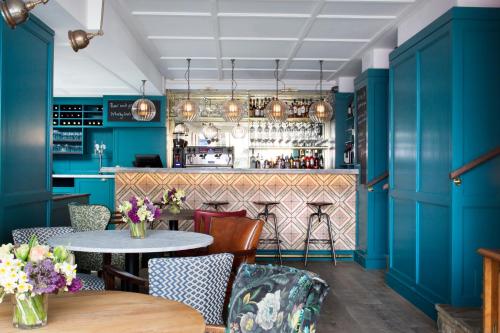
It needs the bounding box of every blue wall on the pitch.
[386,7,500,318]
[0,17,54,243]
[354,69,389,270]
[334,92,354,169]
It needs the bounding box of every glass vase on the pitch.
[12,294,48,329]
[129,220,147,239]
[167,204,181,215]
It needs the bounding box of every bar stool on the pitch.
[304,202,337,267]
[254,201,283,265]
[202,201,229,211]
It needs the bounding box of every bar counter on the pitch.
[106,167,358,255]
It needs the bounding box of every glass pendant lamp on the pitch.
[175,58,199,122]
[231,122,246,139]
[131,80,156,121]
[265,59,288,122]
[223,59,244,122]
[309,60,334,123]
[202,123,218,141]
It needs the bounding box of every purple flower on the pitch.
[153,207,161,219]
[128,210,140,224]
[24,259,63,294]
[68,277,83,293]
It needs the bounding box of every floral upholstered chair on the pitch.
[12,227,105,291]
[218,264,329,333]
[68,203,124,272]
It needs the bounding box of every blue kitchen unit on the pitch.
[353,69,389,270]
[333,92,354,169]
[0,17,54,243]
[387,7,500,318]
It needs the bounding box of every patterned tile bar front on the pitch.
[114,171,357,251]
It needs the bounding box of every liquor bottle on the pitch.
[314,150,320,169]
[248,99,254,118]
[299,99,306,118]
[284,155,290,169]
[319,151,324,169]
[255,154,261,169]
[250,149,257,168]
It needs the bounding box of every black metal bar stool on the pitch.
[254,201,283,265]
[304,202,337,267]
[202,201,229,211]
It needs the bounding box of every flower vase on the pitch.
[167,204,180,215]
[129,221,147,239]
[12,294,48,329]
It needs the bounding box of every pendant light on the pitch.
[265,59,288,122]
[202,122,218,141]
[173,123,189,136]
[309,60,334,123]
[231,122,246,139]
[68,0,105,52]
[131,80,156,121]
[175,58,199,122]
[1,0,48,29]
[222,59,243,122]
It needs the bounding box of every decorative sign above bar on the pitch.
[356,86,367,184]
[103,95,165,128]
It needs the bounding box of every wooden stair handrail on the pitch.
[450,147,500,180]
[367,171,389,190]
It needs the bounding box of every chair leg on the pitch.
[304,213,316,267]
[324,213,337,266]
[269,213,282,266]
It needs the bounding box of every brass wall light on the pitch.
[309,60,334,123]
[131,80,156,122]
[68,0,105,52]
[1,0,49,29]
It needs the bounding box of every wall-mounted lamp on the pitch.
[1,0,49,29]
[68,0,105,52]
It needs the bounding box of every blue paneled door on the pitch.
[0,17,54,243]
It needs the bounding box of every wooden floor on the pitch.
[287,262,438,333]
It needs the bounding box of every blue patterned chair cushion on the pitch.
[12,226,75,245]
[68,203,124,271]
[227,264,329,333]
[12,227,105,292]
[149,253,234,325]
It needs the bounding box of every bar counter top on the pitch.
[101,167,358,175]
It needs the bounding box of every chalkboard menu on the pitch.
[356,86,367,184]
[107,100,161,122]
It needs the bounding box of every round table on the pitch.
[0,291,206,332]
[48,230,213,277]
[159,209,195,230]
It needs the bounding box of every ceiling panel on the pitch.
[283,71,325,80]
[219,17,307,38]
[308,18,392,39]
[221,40,294,58]
[134,16,213,37]
[223,70,279,80]
[162,59,219,69]
[288,60,344,70]
[295,41,364,59]
[222,59,280,69]
[153,40,217,57]
[218,0,315,14]
[123,0,211,13]
[167,69,219,80]
[321,1,412,16]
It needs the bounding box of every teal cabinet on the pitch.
[353,69,389,270]
[113,127,166,167]
[75,178,115,211]
[333,92,354,169]
[0,16,54,243]
[387,7,500,318]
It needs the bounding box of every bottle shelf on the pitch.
[53,151,84,155]
[250,146,329,150]
[53,139,82,143]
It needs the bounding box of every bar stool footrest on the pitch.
[307,239,335,243]
[259,239,283,244]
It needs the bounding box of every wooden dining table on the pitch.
[0,291,206,333]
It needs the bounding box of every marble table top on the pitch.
[47,230,213,254]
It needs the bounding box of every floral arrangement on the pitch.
[0,236,81,328]
[118,196,161,238]
[161,188,186,208]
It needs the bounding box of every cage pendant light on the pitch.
[131,80,156,122]
[309,60,334,123]
[265,59,288,122]
[175,58,199,122]
[223,59,244,123]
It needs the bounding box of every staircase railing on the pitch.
[450,147,500,186]
[478,248,500,333]
[367,171,389,192]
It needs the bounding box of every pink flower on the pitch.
[28,245,49,263]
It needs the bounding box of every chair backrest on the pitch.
[148,253,234,326]
[193,209,246,234]
[208,217,264,268]
[226,264,329,333]
[12,226,75,245]
[68,204,111,231]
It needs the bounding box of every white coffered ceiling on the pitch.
[35,0,422,96]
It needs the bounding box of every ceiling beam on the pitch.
[209,0,223,80]
[279,0,327,80]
